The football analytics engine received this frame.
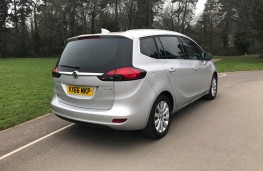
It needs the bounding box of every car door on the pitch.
[156,36,196,107]
[179,37,212,97]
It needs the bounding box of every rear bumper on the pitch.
[51,82,156,130]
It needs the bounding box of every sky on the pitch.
[164,0,207,18]
[195,0,207,17]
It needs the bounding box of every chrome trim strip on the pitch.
[59,71,103,76]
[58,72,72,75]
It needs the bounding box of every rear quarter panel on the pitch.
[132,38,177,113]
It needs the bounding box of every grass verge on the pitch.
[214,55,263,72]
[0,58,57,130]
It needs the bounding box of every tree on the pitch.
[250,0,263,47]
[0,0,9,31]
[217,0,236,48]
[30,0,41,54]
[234,31,250,54]
[234,0,253,54]
[155,0,197,33]
[0,0,10,57]
[134,0,164,28]
[7,0,33,56]
[177,0,198,33]
[200,0,220,52]
[0,0,261,57]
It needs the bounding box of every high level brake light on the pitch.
[78,36,101,40]
[98,67,147,81]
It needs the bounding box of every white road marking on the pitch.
[0,123,74,161]
[218,73,227,77]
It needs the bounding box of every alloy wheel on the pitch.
[211,77,217,97]
[154,101,170,133]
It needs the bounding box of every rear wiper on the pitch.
[59,64,80,69]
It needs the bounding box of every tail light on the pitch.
[112,118,127,123]
[98,67,146,81]
[52,67,61,78]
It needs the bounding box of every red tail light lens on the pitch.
[112,118,127,123]
[52,67,61,78]
[98,67,146,81]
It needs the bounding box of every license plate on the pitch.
[67,85,94,96]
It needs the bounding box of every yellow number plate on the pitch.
[67,85,94,96]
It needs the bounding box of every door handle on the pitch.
[169,68,176,72]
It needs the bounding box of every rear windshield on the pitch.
[58,37,133,73]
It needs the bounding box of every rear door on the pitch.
[54,37,132,110]
[157,36,196,107]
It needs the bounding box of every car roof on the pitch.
[126,29,186,38]
[68,29,190,41]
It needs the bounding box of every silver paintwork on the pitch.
[51,29,217,130]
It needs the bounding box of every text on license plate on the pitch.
[67,86,94,96]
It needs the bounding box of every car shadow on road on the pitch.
[56,99,209,150]
[171,99,206,123]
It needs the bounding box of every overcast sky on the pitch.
[195,0,207,16]
[164,0,207,17]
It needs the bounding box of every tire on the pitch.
[143,95,171,139]
[204,74,218,100]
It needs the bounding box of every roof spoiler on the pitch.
[101,28,110,34]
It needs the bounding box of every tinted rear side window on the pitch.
[159,36,185,59]
[155,37,166,59]
[140,37,159,59]
[58,37,132,73]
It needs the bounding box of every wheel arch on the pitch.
[143,90,174,139]
[213,71,218,80]
[159,91,174,112]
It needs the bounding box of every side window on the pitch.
[179,37,203,60]
[154,37,166,59]
[140,37,159,59]
[159,36,185,59]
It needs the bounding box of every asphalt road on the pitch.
[1,71,263,171]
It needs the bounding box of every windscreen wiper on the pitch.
[59,64,80,69]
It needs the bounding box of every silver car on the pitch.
[51,29,217,139]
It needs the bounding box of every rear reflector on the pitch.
[98,67,146,81]
[52,67,61,78]
[112,119,127,123]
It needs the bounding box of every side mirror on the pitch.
[203,52,213,61]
